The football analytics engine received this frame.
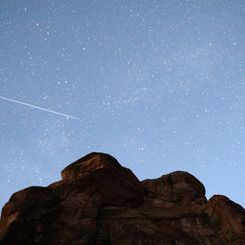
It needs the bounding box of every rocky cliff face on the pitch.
[0,152,245,245]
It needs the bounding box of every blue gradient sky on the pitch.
[0,0,245,209]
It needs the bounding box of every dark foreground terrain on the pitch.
[0,152,245,244]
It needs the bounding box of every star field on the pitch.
[0,0,245,209]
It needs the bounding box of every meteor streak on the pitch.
[0,95,80,121]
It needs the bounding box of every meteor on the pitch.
[0,95,80,121]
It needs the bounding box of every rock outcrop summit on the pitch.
[0,152,245,244]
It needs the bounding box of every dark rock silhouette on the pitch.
[0,152,245,244]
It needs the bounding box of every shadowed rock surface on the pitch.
[0,152,245,244]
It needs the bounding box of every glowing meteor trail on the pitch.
[0,95,80,120]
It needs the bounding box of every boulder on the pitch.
[0,152,244,244]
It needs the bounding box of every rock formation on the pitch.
[0,152,245,244]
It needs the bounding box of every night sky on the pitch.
[0,0,245,209]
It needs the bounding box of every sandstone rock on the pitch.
[205,195,245,244]
[0,152,244,244]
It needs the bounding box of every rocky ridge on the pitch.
[0,152,245,244]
